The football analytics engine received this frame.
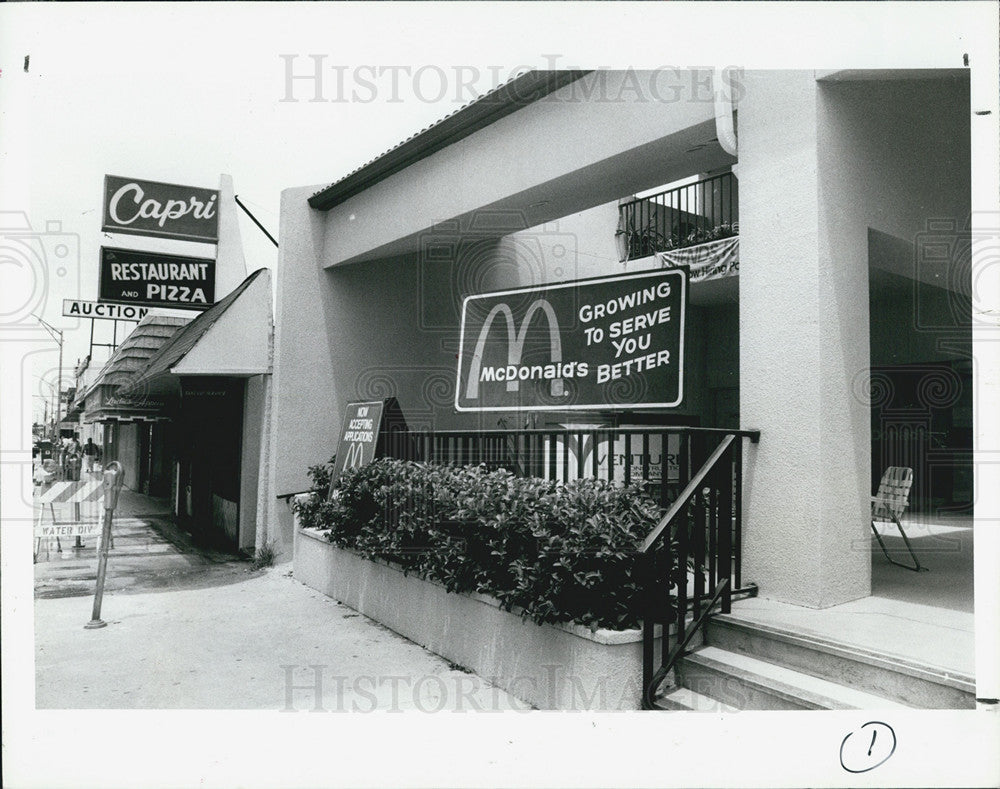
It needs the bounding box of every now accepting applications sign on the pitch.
[456,269,686,412]
[330,401,386,482]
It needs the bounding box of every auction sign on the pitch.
[99,247,215,311]
[455,269,686,412]
[102,175,219,243]
[63,299,149,321]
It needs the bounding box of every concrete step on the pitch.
[655,684,740,712]
[674,646,912,711]
[706,615,975,709]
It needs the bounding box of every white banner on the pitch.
[655,236,739,282]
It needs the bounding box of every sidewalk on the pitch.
[33,488,525,711]
[34,487,246,599]
[35,567,526,711]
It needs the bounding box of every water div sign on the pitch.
[63,299,149,321]
[456,269,686,412]
[102,175,219,243]
[99,247,215,311]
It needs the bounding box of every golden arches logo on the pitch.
[465,299,563,401]
[342,441,367,470]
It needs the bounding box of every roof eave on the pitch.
[307,70,592,211]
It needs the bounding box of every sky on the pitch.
[2,3,999,788]
[3,1,996,425]
[3,4,486,420]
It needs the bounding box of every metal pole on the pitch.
[234,194,279,248]
[55,329,63,438]
[85,461,123,629]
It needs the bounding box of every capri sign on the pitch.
[455,269,686,412]
[102,175,219,243]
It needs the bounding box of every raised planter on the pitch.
[293,503,662,710]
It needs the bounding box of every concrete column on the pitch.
[265,185,333,559]
[215,173,249,300]
[738,71,871,608]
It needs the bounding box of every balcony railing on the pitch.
[618,172,738,262]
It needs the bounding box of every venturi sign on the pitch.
[102,175,219,243]
[456,269,686,412]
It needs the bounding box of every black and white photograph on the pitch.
[2,2,998,787]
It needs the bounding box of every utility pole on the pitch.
[33,315,64,440]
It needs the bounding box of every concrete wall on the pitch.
[239,374,266,551]
[295,525,660,710]
[739,71,970,608]
[268,185,337,554]
[322,71,724,266]
[503,202,622,287]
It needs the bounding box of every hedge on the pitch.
[293,457,676,631]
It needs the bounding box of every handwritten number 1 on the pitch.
[840,721,896,773]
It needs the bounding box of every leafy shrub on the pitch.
[293,458,674,631]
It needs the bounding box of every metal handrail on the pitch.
[618,172,738,260]
[640,434,736,554]
[638,429,758,710]
[643,578,729,709]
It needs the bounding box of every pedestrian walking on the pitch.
[65,435,82,481]
[82,438,100,475]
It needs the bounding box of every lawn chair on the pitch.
[871,466,925,572]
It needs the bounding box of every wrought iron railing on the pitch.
[382,424,759,710]
[618,172,738,261]
[638,429,759,709]
[384,426,751,510]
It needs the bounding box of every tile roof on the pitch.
[307,70,590,211]
[87,313,192,391]
[117,268,267,394]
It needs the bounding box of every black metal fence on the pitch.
[382,424,760,709]
[386,426,718,508]
[618,172,738,261]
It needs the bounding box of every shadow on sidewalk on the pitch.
[34,485,261,600]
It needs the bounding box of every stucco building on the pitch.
[268,69,982,708]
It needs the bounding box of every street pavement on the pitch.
[33,487,526,711]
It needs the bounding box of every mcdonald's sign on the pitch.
[456,269,686,411]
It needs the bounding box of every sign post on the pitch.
[85,461,124,630]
